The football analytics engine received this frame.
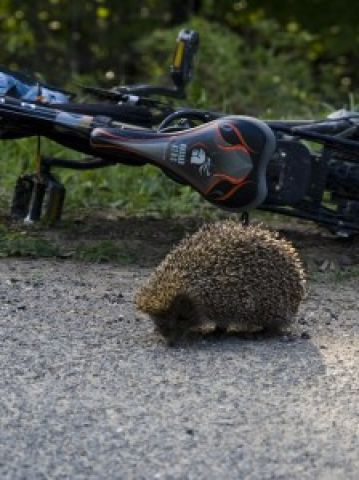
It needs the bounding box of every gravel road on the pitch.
[0,252,358,479]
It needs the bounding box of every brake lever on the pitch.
[115,84,185,99]
[80,85,127,101]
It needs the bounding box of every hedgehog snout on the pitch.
[152,293,204,338]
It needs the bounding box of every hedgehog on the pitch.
[135,221,306,340]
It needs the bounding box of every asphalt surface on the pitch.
[0,259,358,479]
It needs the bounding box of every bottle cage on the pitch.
[91,116,276,211]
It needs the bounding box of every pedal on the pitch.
[11,174,35,219]
[10,173,65,225]
[42,176,66,224]
[24,176,47,223]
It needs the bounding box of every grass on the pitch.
[0,223,135,264]
[310,266,359,283]
[333,266,359,281]
[74,241,136,264]
[0,224,60,258]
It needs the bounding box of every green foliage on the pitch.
[0,223,134,263]
[61,164,210,215]
[0,0,179,85]
[74,240,134,263]
[333,267,359,282]
[0,1,357,93]
[137,16,345,118]
[312,265,359,283]
[201,0,359,92]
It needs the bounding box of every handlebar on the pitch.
[81,29,200,104]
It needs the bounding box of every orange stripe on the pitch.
[216,179,247,201]
[216,123,255,154]
[204,173,248,196]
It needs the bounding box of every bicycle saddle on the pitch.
[91,116,276,210]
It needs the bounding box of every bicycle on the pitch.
[0,29,358,237]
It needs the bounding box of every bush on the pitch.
[136,16,345,118]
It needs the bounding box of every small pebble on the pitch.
[280,335,296,343]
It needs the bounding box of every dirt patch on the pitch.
[3,209,359,272]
